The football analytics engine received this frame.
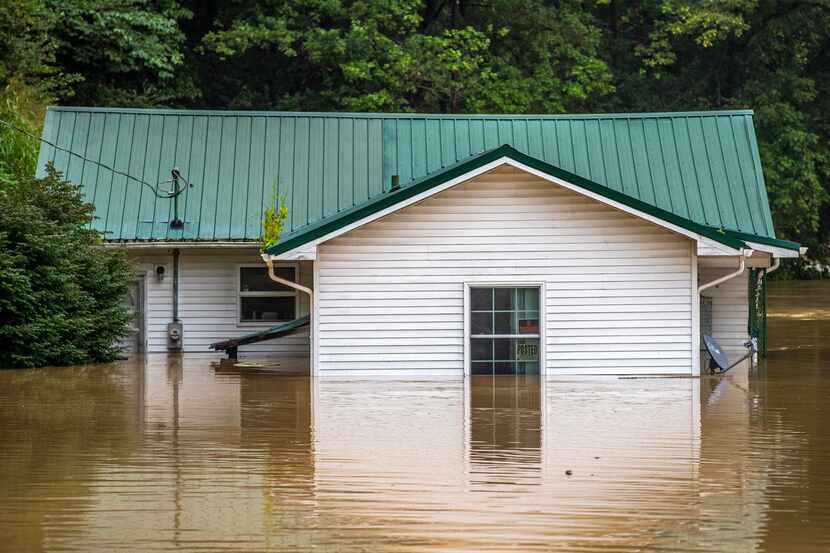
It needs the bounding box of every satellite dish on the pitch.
[703,334,756,374]
[703,335,730,372]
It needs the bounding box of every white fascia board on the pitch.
[269,156,741,259]
[698,238,742,256]
[270,244,317,261]
[745,241,801,258]
[105,241,261,249]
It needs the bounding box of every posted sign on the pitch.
[516,342,539,362]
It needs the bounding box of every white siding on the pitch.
[698,257,750,359]
[316,166,694,375]
[130,248,311,355]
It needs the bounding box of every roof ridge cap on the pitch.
[45,106,755,119]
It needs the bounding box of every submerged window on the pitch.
[470,287,540,375]
[239,266,297,323]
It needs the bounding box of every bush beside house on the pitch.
[0,165,132,368]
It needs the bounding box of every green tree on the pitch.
[192,0,613,112]
[415,0,614,113]
[0,0,62,152]
[48,0,195,106]
[594,0,830,270]
[0,166,133,368]
[0,0,61,95]
[0,90,41,184]
[2,0,830,273]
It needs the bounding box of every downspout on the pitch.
[166,248,183,352]
[262,254,314,366]
[172,248,180,322]
[261,254,314,312]
[696,250,752,372]
[698,250,752,294]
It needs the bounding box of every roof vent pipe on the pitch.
[390,175,400,192]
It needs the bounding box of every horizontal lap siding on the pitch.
[132,250,311,355]
[316,166,693,375]
[699,257,749,358]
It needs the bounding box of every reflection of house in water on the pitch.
[310,376,706,551]
[489,377,702,551]
[311,378,467,547]
[468,376,542,486]
[4,357,794,552]
[697,371,772,551]
[239,375,315,550]
[240,374,311,446]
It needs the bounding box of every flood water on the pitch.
[1,281,829,552]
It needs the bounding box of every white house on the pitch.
[38,108,801,376]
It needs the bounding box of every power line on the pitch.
[0,117,190,198]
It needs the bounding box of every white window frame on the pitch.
[463,282,547,376]
[236,262,299,327]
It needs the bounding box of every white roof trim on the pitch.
[698,239,744,256]
[103,241,260,249]
[745,241,801,258]
[268,157,743,260]
[277,244,318,261]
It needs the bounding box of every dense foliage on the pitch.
[0,165,133,368]
[1,0,829,274]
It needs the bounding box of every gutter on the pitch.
[104,241,261,249]
[698,249,753,294]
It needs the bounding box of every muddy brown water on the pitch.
[1,280,829,552]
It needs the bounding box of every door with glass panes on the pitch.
[469,286,541,375]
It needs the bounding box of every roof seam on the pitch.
[102,113,120,237]
[711,117,740,231]
[727,115,757,234]
[743,114,775,237]
[135,114,150,236]
[683,117,708,227]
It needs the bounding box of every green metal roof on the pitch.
[267,145,799,256]
[718,229,801,251]
[37,106,777,242]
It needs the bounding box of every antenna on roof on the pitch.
[167,168,193,229]
[0,116,197,230]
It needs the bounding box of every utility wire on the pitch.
[0,117,190,198]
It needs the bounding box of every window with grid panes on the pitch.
[470,287,540,375]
